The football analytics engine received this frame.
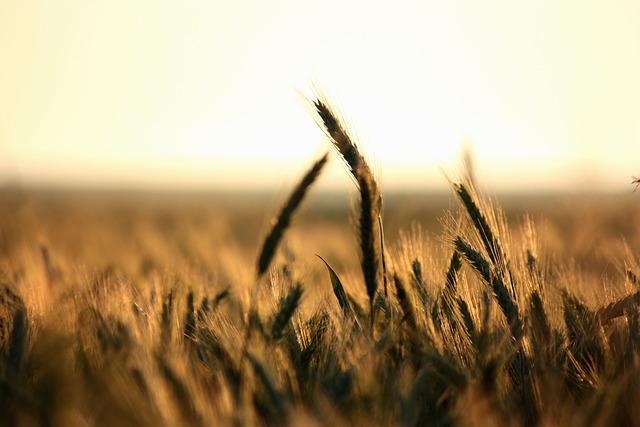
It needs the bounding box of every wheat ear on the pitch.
[308,93,382,325]
[257,153,328,276]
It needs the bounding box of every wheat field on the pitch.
[1,98,640,426]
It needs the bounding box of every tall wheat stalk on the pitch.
[307,90,382,329]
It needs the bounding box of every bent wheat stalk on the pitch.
[596,290,640,324]
[308,92,382,327]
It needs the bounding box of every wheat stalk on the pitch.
[455,236,522,340]
[595,290,640,324]
[307,91,382,326]
[270,283,303,340]
[393,274,417,331]
[453,183,506,269]
[256,153,328,277]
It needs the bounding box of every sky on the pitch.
[1,1,639,193]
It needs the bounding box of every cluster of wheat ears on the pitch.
[1,91,640,426]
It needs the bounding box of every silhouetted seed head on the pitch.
[270,284,303,340]
[306,91,382,319]
[455,236,522,340]
[257,153,328,277]
[393,274,417,330]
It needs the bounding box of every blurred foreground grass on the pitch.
[1,187,640,426]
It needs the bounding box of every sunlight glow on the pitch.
[1,1,639,192]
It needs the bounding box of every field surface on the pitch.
[1,186,640,426]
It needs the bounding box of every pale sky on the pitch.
[1,1,639,192]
